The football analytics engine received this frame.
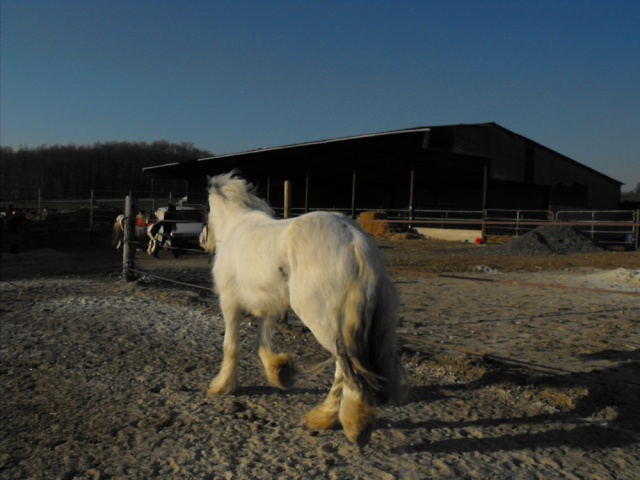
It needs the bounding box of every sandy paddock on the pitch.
[1,237,639,479]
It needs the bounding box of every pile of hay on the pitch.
[358,211,393,238]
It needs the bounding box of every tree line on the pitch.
[0,141,214,201]
[620,183,640,209]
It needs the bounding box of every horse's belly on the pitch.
[215,262,290,318]
[289,300,340,355]
[240,283,289,317]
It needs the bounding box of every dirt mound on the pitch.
[486,225,607,256]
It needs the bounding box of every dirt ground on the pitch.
[1,235,639,479]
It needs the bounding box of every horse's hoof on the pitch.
[340,394,376,447]
[207,386,233,397]
[303,406,339,431]
[207,378,237,397]
[267,354,296,390]
[346,420,374,448]
[277,361,296,389]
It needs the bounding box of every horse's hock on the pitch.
[358,211,393,238]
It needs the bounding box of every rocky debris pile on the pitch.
[486,225,607,256]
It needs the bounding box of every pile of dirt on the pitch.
[480,225,607,256]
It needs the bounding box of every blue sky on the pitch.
[2,0,639,191]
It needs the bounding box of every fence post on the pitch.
[635,209,640,251]
[37,188,42,221]
[122,195,136,281]
[89,189,94,243]
[284,180,291,219]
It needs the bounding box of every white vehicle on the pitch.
[154,205,204,251]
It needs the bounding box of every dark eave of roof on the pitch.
[143,125,471,180]
[142,122,622,186]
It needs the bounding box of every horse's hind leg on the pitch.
[303,362,343,431]
[208,305,242,396]
[257,314,296,389]
[340,382,376,447]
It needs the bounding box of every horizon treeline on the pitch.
[0,141,214,201]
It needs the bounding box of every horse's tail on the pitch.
[112,216,124,248]
[337,242,407,406]
[200,224,215,254]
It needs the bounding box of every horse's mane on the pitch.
[207,170,274,216]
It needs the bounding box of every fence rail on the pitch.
[382,208,639,249]
[2,191,638,251]
[0,192,190,250]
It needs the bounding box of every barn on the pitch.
[143,122,622,221]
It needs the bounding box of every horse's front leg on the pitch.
[257,314,296,390]
[303,362,343,431]
[208,304,242,396]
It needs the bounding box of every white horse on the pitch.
[203,171,407,446]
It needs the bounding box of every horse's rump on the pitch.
[278,211,406,404]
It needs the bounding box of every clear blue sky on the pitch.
[2,0,639,191]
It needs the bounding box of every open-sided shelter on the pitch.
[143,122,622,218]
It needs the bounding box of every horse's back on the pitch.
[285,211,386,273]
[213,210,389,313]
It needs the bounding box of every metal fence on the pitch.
[404,208,638,249]
[264,205,639,250]
[2,190,638,251]
[0,191,189,249]
[555,210,638,247]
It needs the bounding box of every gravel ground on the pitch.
[1,230,639,479]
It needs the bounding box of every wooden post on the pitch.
[266,176,271,204]
[408,168,415,229]
[122,195,136,281]
[304,173,309,214]
[284,180,292,218]
[351,170,357,219]
[481,159,489,240]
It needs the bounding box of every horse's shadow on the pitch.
[234,385,326,397]
[210,348,639,455]
[385,349,640,454]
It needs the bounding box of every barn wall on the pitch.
[487,127,527,182]
[449,125,621,210]
[535,149,620,209]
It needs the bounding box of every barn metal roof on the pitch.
[143,126,445,180]
[142,122,622,186]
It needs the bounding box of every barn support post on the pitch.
[634,209,640,251]
[481,159,489,241]
[122,194,136,281]
[304,173,310,214]
[266,176,271,203]
[284,180,292,218]
[351,170,357,219]
[408,168,415,229]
